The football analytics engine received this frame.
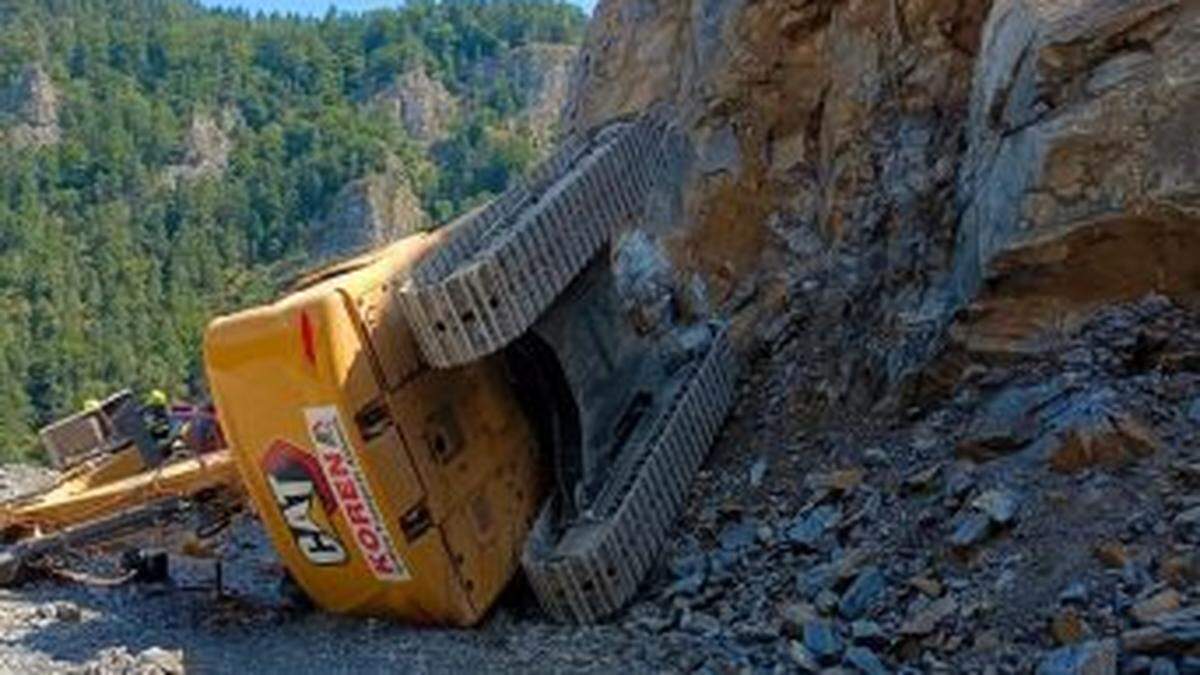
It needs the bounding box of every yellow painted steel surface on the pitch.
[204,233,543,626]
[0,448,238,533]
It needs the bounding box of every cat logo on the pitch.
[263,439,347,567]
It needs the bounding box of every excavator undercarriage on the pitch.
[0,113,739,625]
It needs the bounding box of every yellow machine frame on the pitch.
[204,232,544,626]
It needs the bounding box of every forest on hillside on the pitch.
[0,0,586,458]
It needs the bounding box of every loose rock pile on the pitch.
[608,294,1200,672]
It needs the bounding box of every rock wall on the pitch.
[953,0,1200,356]
[566,0,1200,411]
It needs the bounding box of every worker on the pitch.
[142,389,173,450]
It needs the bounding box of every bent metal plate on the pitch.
[304,405,411,582]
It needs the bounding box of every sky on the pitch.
[196,0,597,17]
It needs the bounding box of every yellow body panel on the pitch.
[204,234,543,626]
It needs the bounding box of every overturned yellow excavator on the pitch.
[0,115,738,626]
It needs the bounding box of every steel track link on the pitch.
[521,325,739,623]
[397,115,671,369]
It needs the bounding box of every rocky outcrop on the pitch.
[373,47,576,147]
[371,68,459,144]
[567,0,993,408]
[1,64,60,149]
[511,44,576,142]
[952,0,1200,357]
[309,174,429,261]
[165,111,234,184]
[567,0,1200,412]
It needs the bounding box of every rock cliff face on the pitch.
[473,43,577,144]
[309,173,429,261]
[164,110,235,184]
[558,3,1200,670]
[371,68,460,144]
[953,0,1200,356]
[567,0,1200,410]
[0,64,60,149]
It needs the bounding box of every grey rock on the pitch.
[749,458,768,487]
[780,602,818,634]
[1036,639,1118,675]
[863,447,889,467]
[904,465,942,492]
[613,229,675,333]
[1032,390,1161,473]
[803,620,844,665]
[839,566,886,620]
[816,590,840,615]
[798,563,837,599]
[1059,582,1089,605]
[850,620,887,648]
[680,610,722,636]
[1123,607,1200,654]
[734,621,778,644]
[844,646,889,675]
[900,595,958,637]
[719,520,759,553]
[786,506,841,549]
[52,602,81,623]
[789,641,822,672]
[957,384,1061,461]
[973,489,1021,526]
[949,512,993,548]
[944,469,976,501]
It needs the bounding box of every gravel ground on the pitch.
[1,296,1198,674]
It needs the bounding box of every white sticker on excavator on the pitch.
[304,405,410,582]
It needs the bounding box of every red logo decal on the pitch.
[262,439,347,567]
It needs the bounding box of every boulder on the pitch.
[957,383,1063,461]
[1034,390,1162,473]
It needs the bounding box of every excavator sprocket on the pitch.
[398,115,672,368]
[521,325,738,623]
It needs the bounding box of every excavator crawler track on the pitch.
[397,116,673,369]
[521,325,739,623]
